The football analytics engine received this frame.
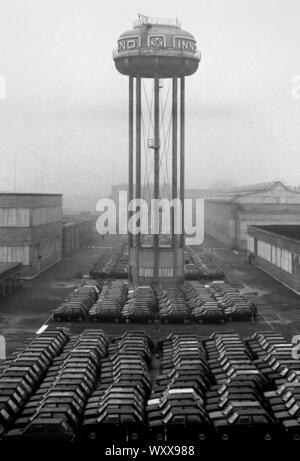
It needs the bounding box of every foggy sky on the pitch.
[0,0,300,204]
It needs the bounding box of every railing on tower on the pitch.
[113,48,201,60]
[133,15,181,29]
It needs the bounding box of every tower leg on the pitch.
[180,77,185,248]
[135,77,142,279]
[154,76,160,282]
[172,77,178,275]
[128,77,134,281]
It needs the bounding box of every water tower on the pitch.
[113,14,200,283]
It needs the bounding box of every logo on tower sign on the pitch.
[174,37,196,52]
[148,36,165,48]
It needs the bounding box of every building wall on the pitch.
[247,227,300,294]
[0,264,22,299]
[204,201,237,247]
[0,194,62,278]
[62,224,79,257]
[239,211,300,250]
[62,218,96,257]
[205,197,300,250]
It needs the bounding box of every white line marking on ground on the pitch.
[260,313,274,330]
[36,324,48,335]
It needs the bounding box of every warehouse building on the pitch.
[0,262,22,298]
[0,193,62,278]
[62,214,98,257]
[204,182,300,250]
[247,225,300,294]
[62,223,79,257]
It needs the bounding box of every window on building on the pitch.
[281,249,292,274]
[31,206,61,226]
[271,245,276,264]
[0,208,30,226]
[276,247,281,267]
[0,246,30,265]
[159,267,174,277]
[293,254,300,274]
[139,267,153,277]
[257,240,271,262]
[247,235,255,253]
[257,240,293,274]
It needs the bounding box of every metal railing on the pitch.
[113,47,201,61]
[133,15,181,29]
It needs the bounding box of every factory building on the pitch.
[204,182,300,250]
[0,193,62,278]
[62,223,79,257]
[0,262,22,298]
[247,225,300,294]
[62,213,98,256]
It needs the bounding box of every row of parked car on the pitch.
[147,333,211,441]
[88,280,128,322]
[185,247,225,280]
[5,329,109,441]
[154,282,256,324]
[248,331,300,439]
[184,282,226,323]
[0,327,70,438]
[121,285,156,323]
[81,332,152,441]
[89,244,227,282]
[51,279,256,324]
[89,246,128,279]
[205,332,276,440]
[209,282,257,320]
[52,282,101,322]
[1,329,300,441]
[155,284,190,323]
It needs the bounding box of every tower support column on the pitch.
[172,77,178,275]
[153,76,160,282]
[135,77,142,277]
[128,76,134,250]
[180,77,185,248]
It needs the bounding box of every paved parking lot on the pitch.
[1,234,300,356]
[201,236,300,339]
